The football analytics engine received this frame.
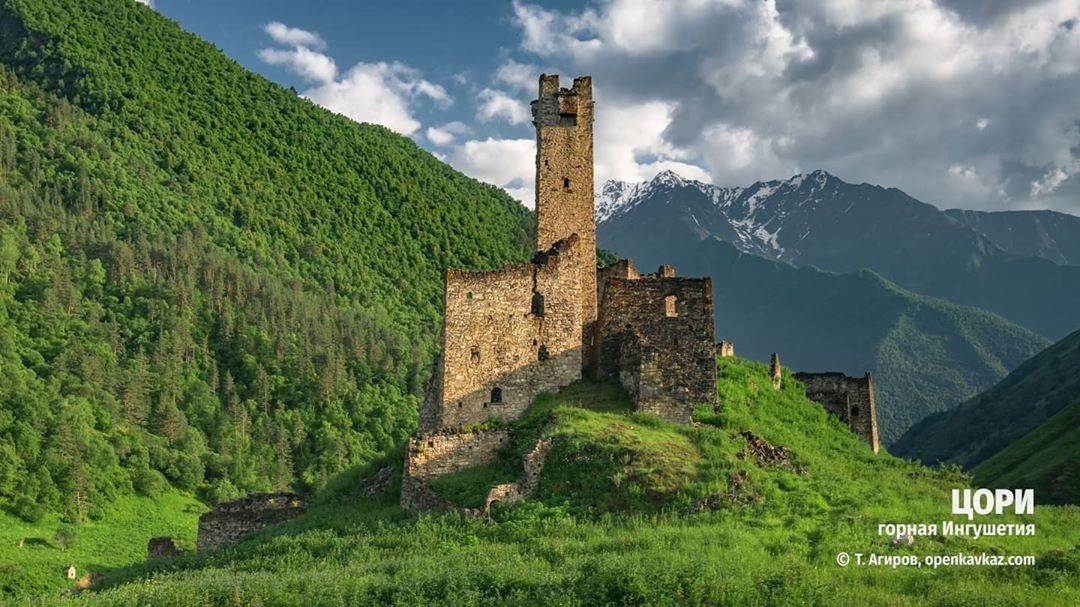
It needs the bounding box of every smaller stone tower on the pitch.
[794,371,880,453]
[770,353,782,390]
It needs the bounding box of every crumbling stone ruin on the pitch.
[770,353,782,390]
[794,371,880,453]
[594,261,715,424]
[403,74,718,511]
[401,428,511,512]
[146,536,181,559]
[717,341,735,357]
[359,466,394,497]
[469,436,553,517]
[196,492,306,552]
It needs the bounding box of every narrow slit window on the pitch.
[562,177,570,190]
[532,292,545,317]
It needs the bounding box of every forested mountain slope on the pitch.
[0,0,532,521]
[973,398,1080,505]
[896,328,1080,469]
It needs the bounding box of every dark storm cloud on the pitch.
[935,0,1057,26]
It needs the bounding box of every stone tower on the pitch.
[531,74,597,334]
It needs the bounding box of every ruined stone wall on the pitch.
[591,259,640,373]
[596,272,717,422]
[793,372,880,453]
[196,493,306,552]
[147,537,180,560]
[717,341,735,357]
[533,74,596,332]
[400,429,509,511]
[416,354,444,434]
[473,437,553,515]
[435,237,583,430]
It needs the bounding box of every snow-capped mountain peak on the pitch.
[595,169,847,260]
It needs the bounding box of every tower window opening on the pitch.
[851,406,860,417]
[532,292,545,316]
[562,177,570,190]
[538,345,550,361]
[491,387,503,404]
[470,346,480,363]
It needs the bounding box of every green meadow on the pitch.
[9,358,1078,606]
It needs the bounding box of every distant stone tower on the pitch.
[717,341,735,357]
[770,353,782,390]
[531,75,597,336]
[794,371,881,453]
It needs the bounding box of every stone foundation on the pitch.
[147,536,181,559]
[196,493,307,552]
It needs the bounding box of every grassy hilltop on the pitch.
[10,358,1078,606]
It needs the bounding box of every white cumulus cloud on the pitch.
[477,88,531,125]
[426,121,471,146]
[257,23,449,137]
[264,22,326,49]
[257,46,337,84]
[450,138,537,206]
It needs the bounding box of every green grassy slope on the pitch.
[605,235,1049,445]
[0,0,533,522]
[972,399,1080,505]
[19,359,1080,606]
[895,328,1080,468]
[0,490,204,597]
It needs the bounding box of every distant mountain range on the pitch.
[598,170,1080,340]
[596,170,1079,443]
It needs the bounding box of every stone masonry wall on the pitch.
[433,237,583,430]
[400,429,509,511]
[794,371,880,453]
[473,437,553,515]
[147,537,180,560]
[533,74,596,332]
[596,272,717,422]
[196,493,306,552]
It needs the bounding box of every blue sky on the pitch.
[141,0,1079,215]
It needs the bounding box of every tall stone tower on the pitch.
[531,74,597,332]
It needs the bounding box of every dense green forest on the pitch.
[896,327,1080,469]
[0,0,533,522]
